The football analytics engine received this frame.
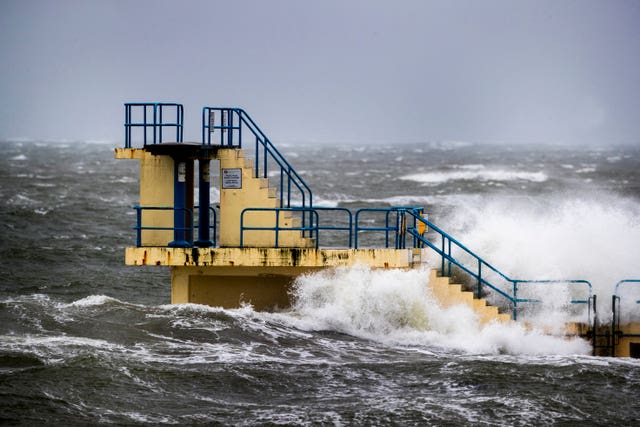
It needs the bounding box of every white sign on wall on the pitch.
[222,168,242,189]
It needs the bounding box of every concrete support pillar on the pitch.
[169,159,193,247]
[194,159,213,247]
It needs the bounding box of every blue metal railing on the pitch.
[611,280,640,356]
[614,280,640,304]
[133,205,216,247]
[119,102,598,322]
[232,203,592,320]
[124,103,184,148]
[238,207,352,249]
[394,207,592,321]
[354,207,425,249]
[240,208,319,249]
[201,108,313,216]
[313,207,353,248]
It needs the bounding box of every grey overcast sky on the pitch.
[1,0,639,145]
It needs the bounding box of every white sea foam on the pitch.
[0,334,125,365]
[66,295,119,307]
[399,169,548,185]
[289,265,590,355]
[576,166,597,173]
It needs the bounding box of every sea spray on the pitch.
[441,192,640,323]
[289,265,590,355]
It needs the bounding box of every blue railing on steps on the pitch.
[236,204,593,321]
[401,207,593,321]
[201,107,313,215]
[354,207,425,249]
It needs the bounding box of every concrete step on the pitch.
[258,177,269,189]
[428,269,511,326]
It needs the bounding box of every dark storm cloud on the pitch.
[1,0,638,145]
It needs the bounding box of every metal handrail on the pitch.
[614,279,640,301]
[194,206,218,247]
[310,207,353,248]
[240,207,319,249]
[124,103,184,148]
[133,205,216,247]
[133,206,193,247]
[201,107,313,215]
[612,279,640,355]
[354,208,399,248]
[354,207,423,249]
[401,207,592,320]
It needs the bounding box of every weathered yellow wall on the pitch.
[427,270,511,325]
[140,153,174,246]
[217,149,313,248]
[171,265,320,310]
[615,322,640,357]
[115,148,174,246]
[125,247,414,268]
[162,247,416,310]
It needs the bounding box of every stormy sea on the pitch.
[1,140,639,425]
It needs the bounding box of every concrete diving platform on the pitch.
[115,103,640,357]
[126,247,423,310]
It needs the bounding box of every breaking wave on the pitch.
[399,169,548,185]
[289,265,590,355]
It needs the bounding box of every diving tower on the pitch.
[115,103,639,357]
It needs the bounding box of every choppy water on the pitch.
[1,140,640,425]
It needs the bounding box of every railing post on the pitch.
[591,294,598,356]
[228,109,234,147]
[513,281,518,321]
[447,239,452,276]
[135,206,142,247]
[159,104,164,143]
[209,207,217,246]
[386,211,392,248]
[400,211,404,249]
[143,106,148,146]
[240,210,245,248]
[611,294,618,357]
[125,105,130,148]
[275,209,280,248]
[477,260,482,299]
[152,104,157,145]
[441,235,446,273]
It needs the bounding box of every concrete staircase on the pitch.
[428,269,511,325]
[218,148,315,248]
